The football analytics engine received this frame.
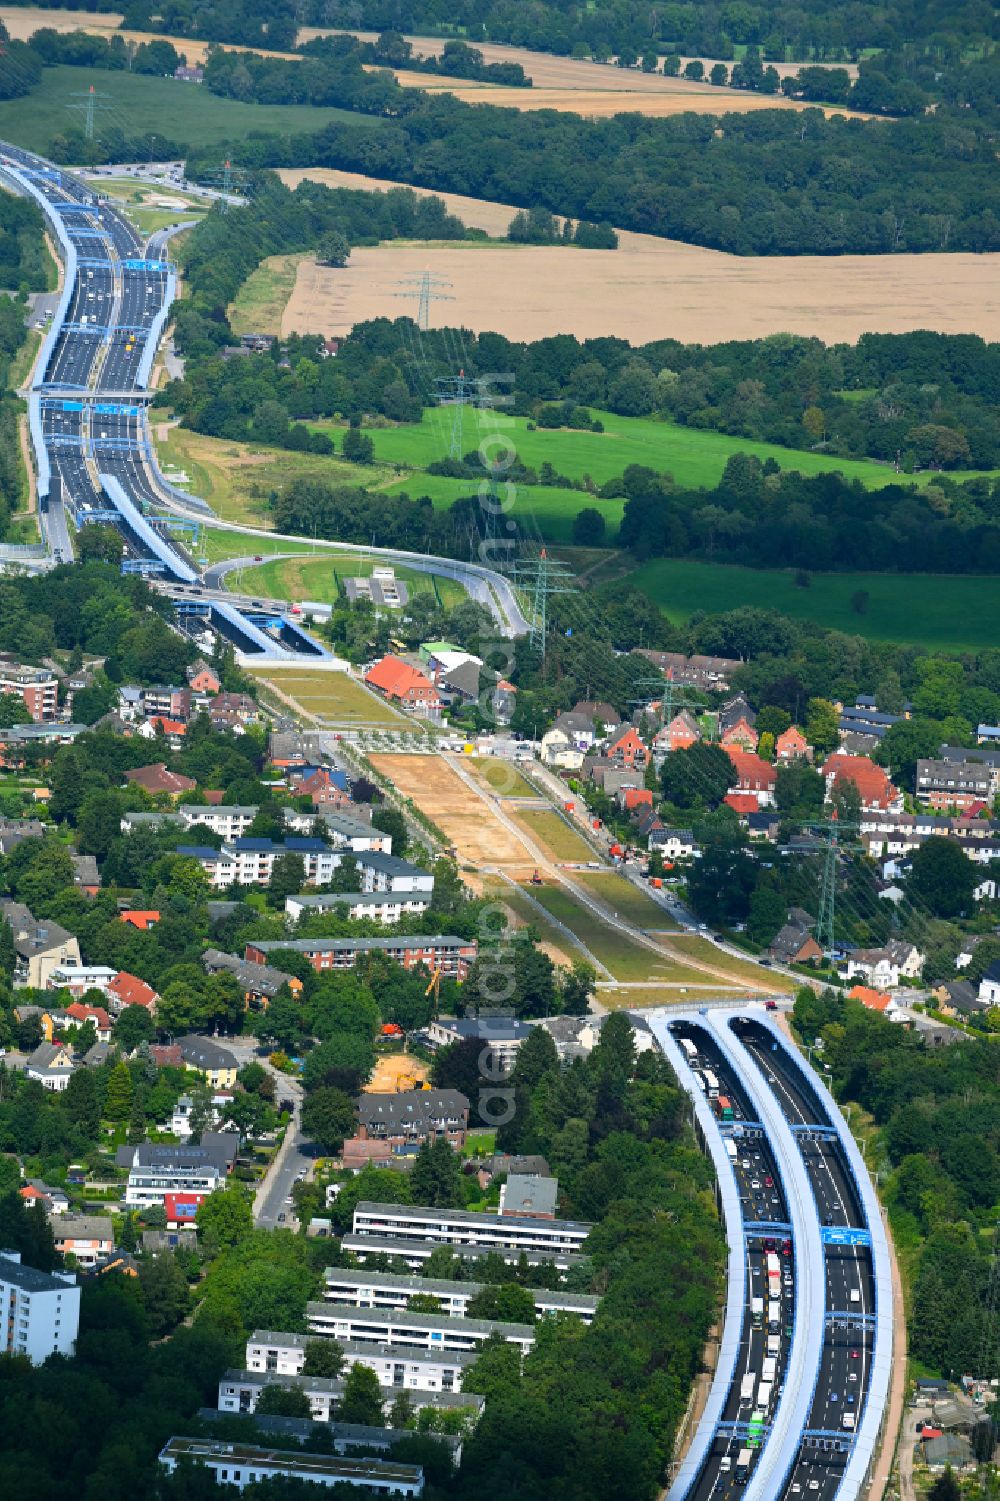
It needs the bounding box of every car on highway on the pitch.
[830,1392,838,1403]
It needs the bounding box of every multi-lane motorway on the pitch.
[2,141,532,643]
[649,1008,892,1501]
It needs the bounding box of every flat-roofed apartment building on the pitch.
[159,1438,424,1495]
[305,1300,535,1355]
[0,665,58,722]
[339,1233,585,1275]
[351,1200,591,1258]
[322,1265,600,1323]
[219,1366,485,1425]
[246,1330,476,1392]
[247,936,476,980]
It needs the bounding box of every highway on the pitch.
[2,139,531,642]
[648,1006,893,1501]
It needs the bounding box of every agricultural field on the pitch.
[281,225,1000,346]
[512,807,599,864]
[0,65,382,155]
[573,871,680,930]
[237,553,468,610]
[629,557,1000,652]
[246,668,415,728]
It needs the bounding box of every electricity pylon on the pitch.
[68,84,112,141]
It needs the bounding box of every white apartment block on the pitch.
[158,1438,424,1496]
[218,1368,484,1426]
[357,853,435,896]
[246,1331,476,1393]
[177,805,258,840]
[0,1252,80,1364]
[305,1301,535,1355]
[322,1266,599,1323]
[352,1201,591,1258]
[180,842,341,891]
[339,1233,585,1274]
[285,892,430,924]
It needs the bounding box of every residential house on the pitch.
[499,1173,558,1221]
[353,1090,471,1152]
[62,1002,112,1041]
[175,1035,238,1089]
[572,701,619,736]
[719,695,758,749]
[0,900,81,988]
[747,809,780,841]
[847,985,898,1017]
[775,726,811,762]
[725,748,777,807]
[492,680,516,724]
[164,1193,204,1230]
[822,754,902,813]
[208,692,260,729]
[120,910,160,931]
[53,1216,114,1268]
[840,949,900,989]
[425,1017,532,1075]
[603,726,649,771]
[978,962,1000,1007]
[117,1134,239,1207]
[540,712,596,770]
[106,971,159,1016]
[0,816,44,855]
[364,656,441,717]
[618,787,653,814]
[45,964,117,1001]
[838,700,904,743]
[536,1011,656,1063]
[71,854,100,897]
[177,837,343,891]
[0,665,58,722]
[934,980,987,1019]
[769,919,822,966]
[187,660,221,695]
[19,1180,69,1214]
[124,764,196,798]
[648,826,695,861]
[25,1042,76,1091]
[201,949,302,1010]
[655,710,701,756]
[916,758,992,812]
[885,938,925,980]
[636,650,741,691]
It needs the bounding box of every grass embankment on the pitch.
[663,934,796,991]
[9,329,41,391]
[245,667,417,728]
[0,66,383,154]
[513,807,598,864]
[573,871,680,930]
[524,880,707,983]
[469,758,539,799]
[240,553,467,611]
[629,557,1000,652]
[229,254,310,337]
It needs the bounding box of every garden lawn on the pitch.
[513,807,599,863]
[630,557,1000,652]
[0,66,383,154]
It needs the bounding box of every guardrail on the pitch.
[646,1014,748,1500]
[747,1016,893,1501]
[701,1010,826,1501]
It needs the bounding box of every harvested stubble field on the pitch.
[280,232,1000,346]
[247,669,414,727]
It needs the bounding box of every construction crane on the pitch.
[424,966,443,1019]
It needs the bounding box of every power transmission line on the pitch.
[394,270,452,331]
[67,84,113,141]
